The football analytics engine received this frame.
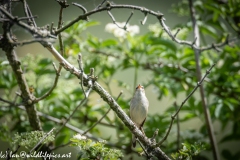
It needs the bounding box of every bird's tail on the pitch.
[132,134,136,148]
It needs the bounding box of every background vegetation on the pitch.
[0,0,239,159]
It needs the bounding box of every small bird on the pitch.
[130,84,149,148]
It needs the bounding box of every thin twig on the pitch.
[173,28,181,38]
[26,1,37,27]
[10,38,54,46]
[141,12,148,25]
[151,129,159,141]
[0,97,15,105]
[82,91,123,135]
[72,2,87,14]
[34,63,62,103]
[17,15,38,21]
[137,139,150,159]
[56,0,68,56]
[107,11,119,26]
[124,11,134,29]
[77,54,87,97]
[0,6,56,39]
[29,128,55,153]
[155,63,215,147]
[0,3,237,51]
[21,0,31,25]
[90,49,120,58]
[58,6,64,56]
[94,0,106,10]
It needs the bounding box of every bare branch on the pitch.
[107,10,134,30]
[0,97,16,105]
[124,11,134,29]
[0,6,56,39]
[155,63,215,147]
[0,2,236,51]
[173,28,180,38]
[141,12,148,25]
[94,0,106,10]
[55,3,163,34]
[192,37,197,46]
[17,15,38,21]
[107,11,119,26]
[137,139,151,159]
[34,63,62,103]
[21,0,35,26]
[90,49,120,58]
[77,53,87,98]
[142,61,189,73]
[90,68,94,77]
[56,0,69,8]
[72,2,88,16]
[8,38,54,46]
[56,0,68,56]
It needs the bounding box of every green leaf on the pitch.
[148,37,177,52]
[215,103,223,118]
[101,39,118,47]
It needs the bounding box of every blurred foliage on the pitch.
[70,134,123,160]
[0,0,240,160]
[11,130,55,150]
[171,142,206,160]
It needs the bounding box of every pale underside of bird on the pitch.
[130,84,149,148]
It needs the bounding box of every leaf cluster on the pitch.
[70,135,123,160]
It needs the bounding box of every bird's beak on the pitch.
[137,84,142,89]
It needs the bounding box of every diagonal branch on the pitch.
[155,64,215,147]
[43,43,170,159]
